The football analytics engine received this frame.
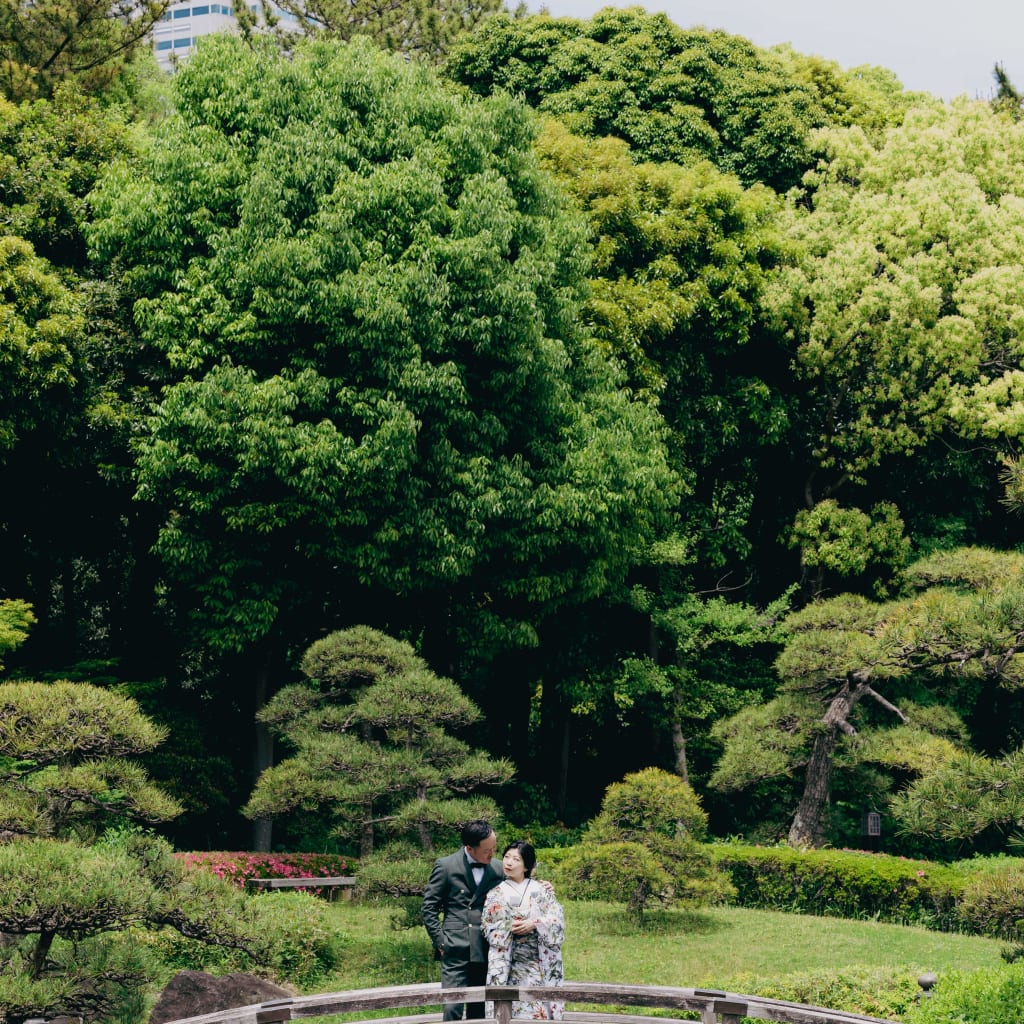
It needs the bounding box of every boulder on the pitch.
[149,970,292,1024]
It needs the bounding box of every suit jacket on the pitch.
[422,849,504,963]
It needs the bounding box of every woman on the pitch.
[482,840,565,1020]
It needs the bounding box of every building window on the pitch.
[156,38,173,48]
[172,7,190,17]
[173,35,192,46]
[192,5,210,12]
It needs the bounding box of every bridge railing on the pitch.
[155,980,899,1024]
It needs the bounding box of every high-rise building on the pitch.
[152,0,300,68]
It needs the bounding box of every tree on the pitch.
[0,673,341,1022]
[992,62,1023,120]
[764,98,1024,596]
[0,679,181,839]
[556,767,733,925]
[890,747,1024,844]
[534,121,788,572]
[265,0,503,61]
[0,88,168,678]
[446,8,911,192]
[711,547,1024,847]
[0,600,33,668]
[617,589,791,788]
[244,626,514,859]
[0,0,168,100]
[0,236,82,459]
[88,33,676,845]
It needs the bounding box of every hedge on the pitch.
[708,844,963,930]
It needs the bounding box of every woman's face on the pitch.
[502,847,527,882]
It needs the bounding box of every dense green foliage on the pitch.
[6,0,1024,867]
[0,679,339,1023]
[710,843,962,929]
[267,0,503,60]
[86,37,676,820]
[954,860,1024,940]
[0,0,167,100]
[445,8,907,192]
[729,965,921,1022]
[17,17,1024,1024]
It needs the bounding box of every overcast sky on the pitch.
[524,0,1024,102]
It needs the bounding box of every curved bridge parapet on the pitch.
[156,980,898,1024]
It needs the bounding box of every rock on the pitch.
[148,970,293,1024]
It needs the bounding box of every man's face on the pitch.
[467,831,497,864]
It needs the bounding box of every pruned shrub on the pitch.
[551,769,734,925]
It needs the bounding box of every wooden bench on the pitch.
[247,876,356,899]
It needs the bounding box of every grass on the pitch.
[317,897,1007,995]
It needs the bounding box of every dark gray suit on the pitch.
[422,849,504,1020]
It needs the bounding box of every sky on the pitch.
[524,0,1024,102]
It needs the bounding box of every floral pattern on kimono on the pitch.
[482,878,565,1020]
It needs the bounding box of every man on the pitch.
[422,819,503,1020]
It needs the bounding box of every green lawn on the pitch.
[321,898,1006,994]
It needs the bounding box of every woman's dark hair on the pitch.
[503,840,536,876]
[461,819,494,847]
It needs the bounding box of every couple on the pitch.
[421,820,565,1021]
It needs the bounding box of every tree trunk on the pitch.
[671,719,688,784]
[788,684,860,847]
[251,659,274,852]
[30,930,54,980]
[787,726,839,847]
[556,715,570,818]
[360,802,375,858]
[416,785,432,850]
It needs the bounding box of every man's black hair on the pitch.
[461,819,494,847]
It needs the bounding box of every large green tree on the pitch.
[88,34,676,843]
[446,8,911,192]
[765,98,1024,596]
[0,90,163,674]
[0,682,334,1022]
[534,120,788,572]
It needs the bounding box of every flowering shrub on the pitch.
[178,851,355,892]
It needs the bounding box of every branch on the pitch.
[860,684,908,723]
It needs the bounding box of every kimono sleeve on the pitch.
[483,888,514,985]
[532,884,565,951]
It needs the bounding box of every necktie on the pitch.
[472,865,484,885]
